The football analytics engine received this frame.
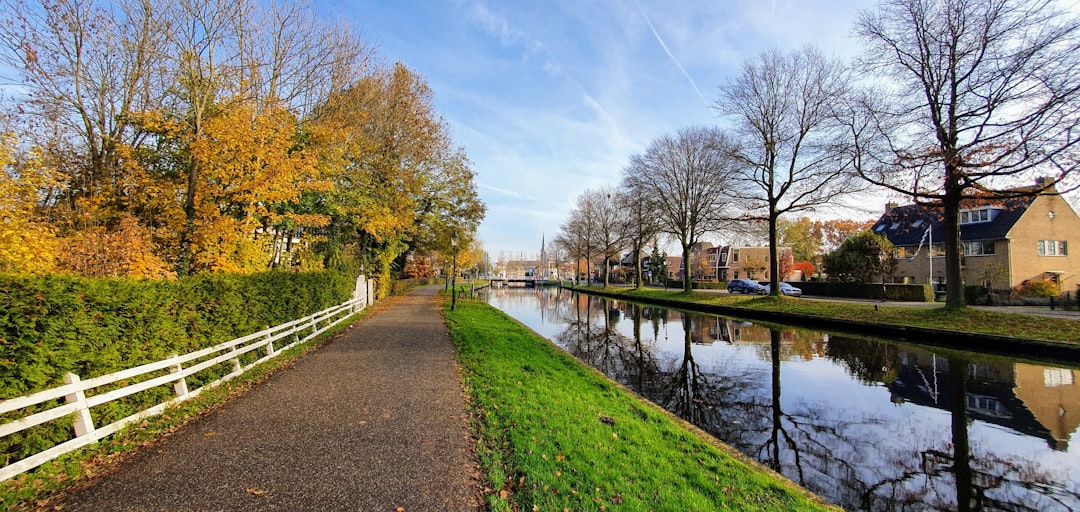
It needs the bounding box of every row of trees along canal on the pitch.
[0,0,485,287]
[556,0,1080,310]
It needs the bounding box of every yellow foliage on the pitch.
[0,134,59,273]
[187,100,330,272]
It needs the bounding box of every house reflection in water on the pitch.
[889,349,1078,451]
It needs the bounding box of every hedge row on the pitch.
[0,270,354,465]
[791,281,934,302]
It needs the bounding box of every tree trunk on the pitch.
[768,211,781,296]
[634,250,643,289]
[682,244,693,293]
[943,169,966,309]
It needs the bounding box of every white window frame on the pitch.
[1038,240,1068,256]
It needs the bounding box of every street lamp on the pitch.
[451,231,459,311]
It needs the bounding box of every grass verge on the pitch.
[444,298,838,511]
[602,287,1080,344]
[0,307,374,511]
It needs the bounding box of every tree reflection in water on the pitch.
[486,288,1080,511]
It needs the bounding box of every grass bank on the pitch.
[0,307,372,511]
[443,298,837,511]
[592,287,1080,344]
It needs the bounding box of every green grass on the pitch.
[607,287,1080,343]
[444,298,838,511]
[0,309,369,511]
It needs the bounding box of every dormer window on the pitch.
[960,208,995,224]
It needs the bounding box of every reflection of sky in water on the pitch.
[484,288,1080,511]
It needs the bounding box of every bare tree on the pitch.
[716,46,861,296]
[852,0,1080,309]
[0,0,168,209]
[622,126,739,293]
[617,178,663,289]
[586,187,628,287]
[559,193,598,285]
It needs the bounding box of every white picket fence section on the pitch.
[0,296,366,482]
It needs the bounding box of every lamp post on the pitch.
[451,231,459,311]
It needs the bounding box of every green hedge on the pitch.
[790,281,934,302]
[0,270,354,464]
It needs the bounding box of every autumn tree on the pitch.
[717,46,861,296]
[852,0,1080,308]
[819,218,876,252]
[0,135,58,273]
[622,126,739,293]
[312,63,483,287]
[777,217,822,264]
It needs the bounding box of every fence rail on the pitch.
[0,297,365,482]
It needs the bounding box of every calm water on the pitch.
[482,286,1080,512]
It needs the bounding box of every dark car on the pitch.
[727,279,765,294]
[763,282,802,297]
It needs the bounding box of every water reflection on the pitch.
[483,287,1080,511]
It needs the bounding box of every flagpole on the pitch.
[928,225,933,288]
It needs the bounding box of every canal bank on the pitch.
[481,286,1080,511]
[442,296,839,511]
[566,285,1080,364]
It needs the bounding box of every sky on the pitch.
[325,0,878,259]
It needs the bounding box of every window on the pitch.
[963,241,995,256]
[732,250,740,263]
[960,208,993,224]
[1038,240,1068,256]
[889,222,900,230]
[874,224,886,233]
[1044,368,1075,387]
[930,243,945,257]
[895,246,912,258]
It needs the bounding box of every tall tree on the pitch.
[587,187,627,287]
[852,0,1080,308]
[717,46,861,296]
[617,180,663,289]
[622,126,738,293]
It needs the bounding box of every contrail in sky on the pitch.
[634,0,713,111]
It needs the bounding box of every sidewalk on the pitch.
[53,286,482,511]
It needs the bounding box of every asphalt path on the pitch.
[53,285,482,511]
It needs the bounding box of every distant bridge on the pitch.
[490,277,545,288]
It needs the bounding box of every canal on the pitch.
[481,286,1080,511]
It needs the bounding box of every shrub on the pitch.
[1015,280,1058,298]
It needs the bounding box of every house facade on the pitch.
[872,181,1080,292]
[672,243,794,282]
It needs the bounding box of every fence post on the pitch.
[265,330,275,358]
[63,373,95,437]
[229,345,242,375]
[169,354,188,397]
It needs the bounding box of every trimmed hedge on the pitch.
[0,270,354,464]
[790,281,934,302]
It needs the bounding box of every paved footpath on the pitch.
[54,286,482,511]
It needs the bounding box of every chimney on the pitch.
[1035,176,1055,190]
[886,201,898,213]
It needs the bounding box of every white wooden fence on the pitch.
[0,296,366,482]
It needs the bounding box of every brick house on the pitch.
[872,180,1080,292]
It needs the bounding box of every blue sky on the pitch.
[331,0,873,259]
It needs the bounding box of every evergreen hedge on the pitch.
[791,281,934,302]
[0,270,354,464]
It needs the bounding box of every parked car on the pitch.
[763,282,802,297]
[727,279,765,294]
